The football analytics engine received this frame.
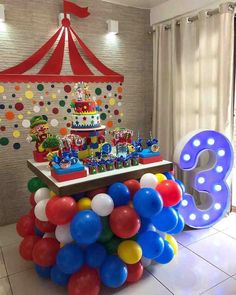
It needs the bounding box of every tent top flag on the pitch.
[0,0,124,83]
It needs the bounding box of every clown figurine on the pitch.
[26,116,51,162]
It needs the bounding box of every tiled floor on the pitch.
[1,214,236,295]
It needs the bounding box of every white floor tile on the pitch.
[147,247,228,295]
[0,224,20,247]
[0,250,7,279]
[0,277,12,295]
[9,268,66,295]
[202,278,236,295]
[2,243,33,275]
[101,270,171,295]
[213,213,236,231]
[188,232,236,276]
[223,225,236,239]
[175,228,218,246]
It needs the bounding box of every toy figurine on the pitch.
[146,132,159,152]
[133,132,143,152]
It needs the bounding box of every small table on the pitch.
[27,159,173,196]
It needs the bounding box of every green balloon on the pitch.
[104,236,122,255]
[98,217,113,243]
[27,177,48,193]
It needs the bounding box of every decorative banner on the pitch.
[174,130,234,228]
[0,82,124,150]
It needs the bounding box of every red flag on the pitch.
[64,0,90,18]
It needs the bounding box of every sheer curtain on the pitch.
[153,2,235,161]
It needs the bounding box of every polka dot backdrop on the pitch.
[0,83,124,150]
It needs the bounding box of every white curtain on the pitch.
[153,2,235,161]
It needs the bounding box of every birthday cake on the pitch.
[71,83,102,130]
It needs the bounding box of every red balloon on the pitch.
[46,196,77,225]
[35,218,56,233]
[126,261,144,283]
[30,193,36,207]
[109,206,141,239]
[32,238,60,267]
[19,235,41,261]
[68,266,100,295]
[16,215,35,237]
[28,208,36,220]
[156,180,182,207]
[124,179,141,200]
[87,187,107,199]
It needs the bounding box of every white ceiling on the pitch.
[102,0,169,9]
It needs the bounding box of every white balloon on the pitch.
[141,256,152,268]
[140,173,158,189]
[34,199,49,221]
[55,224,73,244]
[43,232,55,239]
[91,193,114,216]
[34,188,50,203]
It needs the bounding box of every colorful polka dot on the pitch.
[15,85,20,91]
[37,84,44,91]
[64,85,72,93]
[0,126,6,132]
[51,119,59,127]
[117,87,123,93]
[60,128,68,136]
[107,85,112,91]
[13,143,21,150]
[22,119,30,128]
[67,109,71,113]
[0,104,5,109]
[0,137,9,146]
[13,130,21,138]
[18,114,23,120]
[25,91,34,99]
[96,99,102,106]
[118,95,122,100]
[100,113,107,120]
[52,93,57,99]
[27,111,32,115]
[5,111,15,120]
[66,123,71,127]
[95,88,102,95]
[118,119,122,123]
[107,121,113,128]
[33,106,40,113]
[14,124,18,128]
[59,100,65,107]
[42,115,48,121]
[52,108,59,114]
[114,110,119,115]
[39,101,44,107]
[0,85,5,94]
[109,98,116,106]
[12,94,16,98]
[15,103,24,111]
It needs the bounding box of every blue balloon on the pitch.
[172,200,182,210]
[155,241,174,264]
[164,172,175,180]
[100,256,128,288]
[139,218,156,234]
[34,227,44,237]
[50,265,70,286]
[168,213,185,234]
[137,231,164,259]
[152,208,178,232]
[133,188,163,218]
[175,179,185,194]
[70,210,102,245]
[85,243,107,268]
[56,244,84,274]
[35,265,51,279]
[108,183,130,207]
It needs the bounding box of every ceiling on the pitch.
[101,0,169,9]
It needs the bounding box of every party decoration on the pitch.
[140,173,158,189]
[100,256,128,288]
[138,231,164,259]
[133,188,163,218]
[46,196,77,225]
[77,197,91,211]
[165,234,178,255]
[34,188,50,203]
[98,217,113,243]
[19,235,41,260]
[50,265,70,286]
[91,193,114,216]
[108,183,130,207]
[109,206,141,239]
[32,238,60,267]
[174,130,234,228]
[154,241,174,264]
[152,208,178,232]
[167,213,185,234]
[85,243,107,268]
[35,265,52,279]
[16,215,35,237]
[68,266,101,295]
[27,177,47,193]
[35,219,56,233]
[55,223,73,244]
[123,179,141,200]
[34,199,49,222]
[126,262,144,283]
[70,210,102,245]
[155,173,167,183]
[156,180,182,207]
[118,240,142,264]
[57,244,84,274]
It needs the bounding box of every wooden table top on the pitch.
[27,159,173,196]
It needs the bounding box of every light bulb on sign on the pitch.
[174,130,234,229]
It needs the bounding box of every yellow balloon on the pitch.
[77,197,91,211]
[155,173,167,183]
[118,240,142,264]
[165,234,178,255]
[50,191,57,198]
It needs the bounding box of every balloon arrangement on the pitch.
[17,172,185,295]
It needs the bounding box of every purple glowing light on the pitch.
[174,130,234,228]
